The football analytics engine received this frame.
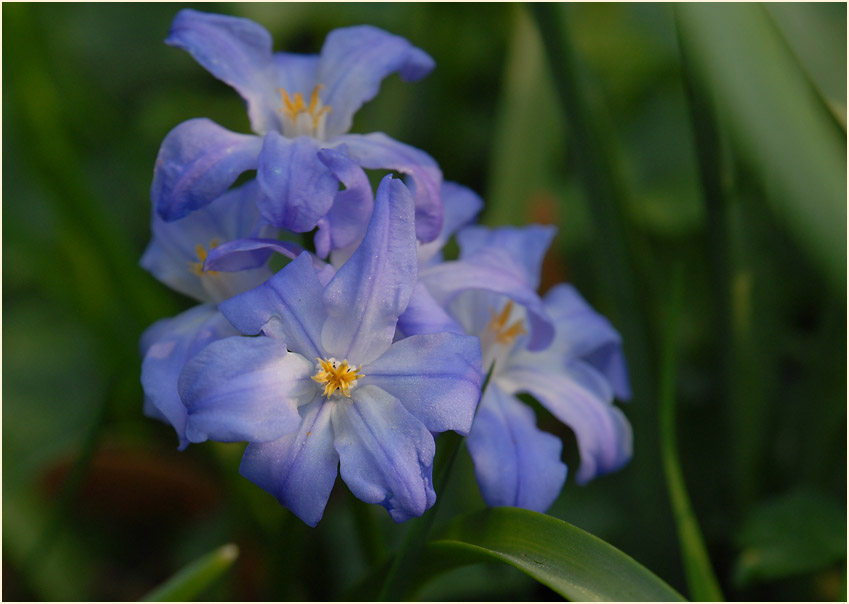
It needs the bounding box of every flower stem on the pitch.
[377,364,495,601]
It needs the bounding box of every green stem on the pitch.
[658,264,724,601]
[377,432,464,601]
[377,365,496,601]
[675,8,743,511]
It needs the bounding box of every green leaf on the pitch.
[141,543,239,602]
[734,488,847,588]
[675,4,847,293]
[657,265,724,601]
[418,508,686,601]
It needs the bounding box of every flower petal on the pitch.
[466,385,567,512]
[317,25,434,137]
[540,284,631,400]
[239,397,338,527]
[332,385,436,522]
[363,332,482,435]
[458,224,556,292]
[180,335,315,443]
[141,305,238,450]
[321,176,417,365]
[219,252,327,360]
[499,364,632,484]
[419,256,555,351]
[167,9,280,134]
[203,237,302,272]
[152,118,262,222]
[396,282,466,338]
[272,52,320,95]
[256,132,340,231]
[314,147,374,259]
[417,181,484,266]
[339,133,443,243]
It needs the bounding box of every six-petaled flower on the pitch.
[140,9,633,526]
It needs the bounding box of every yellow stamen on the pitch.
[188,238,220,276]
[277,84,332,135]
[487,300,527,345]
[311,357,364,398]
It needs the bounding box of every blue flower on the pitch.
[141,180,277,304]
[415,223,631,512]
[141,304,238,450]
[178,176,482,526]
[153,10,443,247]
[140,181,282,448]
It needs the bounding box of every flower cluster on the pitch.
[141,9,632,526]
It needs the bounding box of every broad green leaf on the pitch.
[419,508,686,602]
[141,543,239,602]
[675,4,846,293]
[734,488,847,588]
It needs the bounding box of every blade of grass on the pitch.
[675,3,846,294]
[527,1,673,568]
[3,3,176,330]
[658,264,724,601]
[348,508,687,601]
[141,543,239,602]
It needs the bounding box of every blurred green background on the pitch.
[3,2,846,601]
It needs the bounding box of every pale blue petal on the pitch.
[499,365,632,484]
[362,332,482,435]
[203,237,302,272]
[396,282,466,338]
[219,252,327,360]
[141,305,238,450]
[466,385,567,512]
[256,132,339,231]
[314,147,374,259]
[317,25,434,137]
[272,52,320,94]
[239,397,338,527]
[152,118,262,222]
[457,224,556,291]
[332,385,436,522]
[180,336,315,443]
[167,9,280,134]
[542,284,631,400]
[417,181,484,267]
[338,133,443,243]
[321,176,417,365]
[419,257,555,351]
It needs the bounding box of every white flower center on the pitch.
[480,300,527,371]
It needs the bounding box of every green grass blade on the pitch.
[419,508,686,601]
[675,3,846,293]
[140,543,239,602]
[658,265,724,601]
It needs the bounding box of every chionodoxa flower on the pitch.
[178,176,482,525]
[152,9,444,250]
